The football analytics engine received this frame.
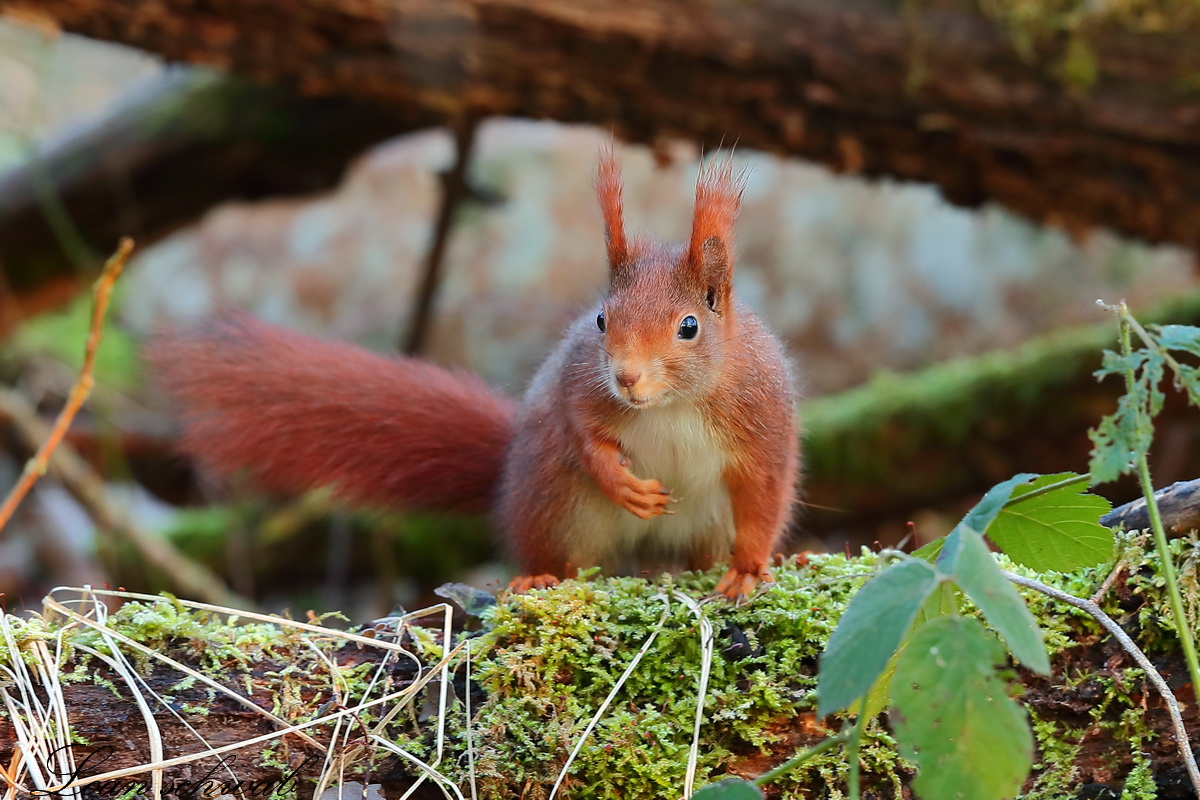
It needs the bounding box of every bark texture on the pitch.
[4,0,1200,253]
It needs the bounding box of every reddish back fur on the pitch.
[148,312,515,515]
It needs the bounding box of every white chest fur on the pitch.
[578,402,734,568]
[619,402,726,497]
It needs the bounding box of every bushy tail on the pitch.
[148,312,515,516]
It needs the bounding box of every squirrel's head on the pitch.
[593,150,744,410]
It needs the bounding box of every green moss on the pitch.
[1023,713,1085,800]
[801,321,1105,486]
[428,555,909,798]
[4,529,1197,798]
[975,0,1200,91]
[802,290,1200,488]
[1119,732,1158,800]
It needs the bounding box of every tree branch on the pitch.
[6,0,1200,250]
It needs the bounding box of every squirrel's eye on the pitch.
[597,311,606,333]
[678,315,699,340]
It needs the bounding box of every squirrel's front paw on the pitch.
[616,476,674,519]
[714,566,773,602]
[508,574,561,592]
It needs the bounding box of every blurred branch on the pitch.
[6,0,1200,250]
[1102,478,1200,536]
[0,238,130,530]
[0,68,431,322]
[404,117,479,355]
[0,236,245,606]
[0,385,248,607]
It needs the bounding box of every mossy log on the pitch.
[6,0,1200,260]
[2,539,1199,800]
[801,290,1200,546]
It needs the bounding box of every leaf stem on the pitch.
[1124,310,1191,379]
[846,696,868,800]
[1135,455,1200,694]
[1001,473,1090,509]
[1117,307,1200,702]
[753,733,850,788]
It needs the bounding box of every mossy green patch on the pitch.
[431,554,905,798]
[3,530,1197,798]
[976,0,1200,91]
[802,290,1200,490]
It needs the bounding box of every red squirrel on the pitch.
[150,152,799,600]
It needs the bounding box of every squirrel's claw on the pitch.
[713,566,774,603]
[616,478,673,519]
[508,574,561,593]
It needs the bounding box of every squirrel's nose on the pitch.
[616,371,641,388]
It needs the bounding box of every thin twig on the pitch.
[1089,559,1127,605]
[404,117,480,355]
[1003,570,1200,795]
[0,388,247,608]
[0,238,132,530]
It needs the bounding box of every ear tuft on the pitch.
[686,155,744,311]
[596,146,628,271]
[687,155,744,269]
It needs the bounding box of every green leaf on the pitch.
[1089,349,1163,485]
[921,580,960,622]
[892,616,1033,800]
[957,474,1037,537]
[862,649,899,722]
[1155,324,1200,358]
[863,581,960,720]
[1178,364,1200,407]
[937,474,1036,572]
[817,559,940,716]
[952,531,1050,675]
[988,473,1114,572]
[690,779,763,800]
[1151,325,1200,405]
[1094,348,1150,380]
[912,537,944,564]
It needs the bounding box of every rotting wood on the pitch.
[3,0,1200,258]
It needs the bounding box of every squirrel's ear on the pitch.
[596,148,631,278]
[684,155,743,314]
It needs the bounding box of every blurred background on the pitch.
[1,2,1198,615]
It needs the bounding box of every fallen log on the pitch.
[6,0,1200,253]
[2,543,1198,799]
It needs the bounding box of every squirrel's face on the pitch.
[593,151,741,409]
[597,260,726,409]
